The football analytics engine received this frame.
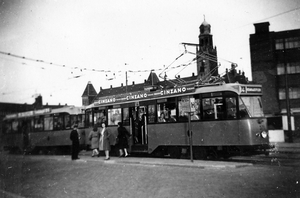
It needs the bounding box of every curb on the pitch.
[2,154,253,169]
[83,157,253,169]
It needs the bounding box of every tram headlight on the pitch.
[261,131,268,139]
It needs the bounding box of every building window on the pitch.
[279,88,286,100]
[277,62,300,75]
[275,37,300,50]
[279,88,300,99]
[275,39,284,50]
[285,37,300,49]
[290,87,300,99]
[277,63,284,75]
[82,96,89,106]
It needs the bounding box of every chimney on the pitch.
[254,22,270,34]
[34,95,43,109]
[132,81,135,85]
[110,85,113,89]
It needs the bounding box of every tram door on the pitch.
[130,106,147,145]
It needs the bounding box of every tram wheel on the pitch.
[193,147,207,160]
[169,147,181,159]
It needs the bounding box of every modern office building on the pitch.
[250,22,300,141]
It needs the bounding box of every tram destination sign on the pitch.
[95,85,195,105]
[241,85,262,94]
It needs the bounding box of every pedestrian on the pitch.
[70,125,80,160]
[117,122,130,157]
[99,122,111,160]
[158,112,166,122]
[88,125,100,157]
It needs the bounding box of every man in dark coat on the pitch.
[70,125,80,160]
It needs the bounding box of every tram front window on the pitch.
[240,96,264,118]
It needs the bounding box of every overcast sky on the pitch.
[1,0,300,106]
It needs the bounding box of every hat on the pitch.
[73,125,78,128]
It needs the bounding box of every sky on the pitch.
[0,0,300,106]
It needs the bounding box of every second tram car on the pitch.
[1,106,86,154]
[85,83,270,159]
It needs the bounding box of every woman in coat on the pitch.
[117,122,130,157]
[88,125,100,157]
[99,122,111,160]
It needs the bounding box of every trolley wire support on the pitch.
[187,112,194,162]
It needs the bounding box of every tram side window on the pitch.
[64,114,71,129]
[94,109,106,126]
[202,97,224,120]
[12,120,19,133]
[157,98,177,123]
[53,114,63,130]
[44,115,53,131]
[225,97,237,119]
[3,121,12,133]
[148,105,156,123]
[122,108,130,126]
[75,114,85,128]
[108,108,121,125]
[34,116,44,131]
[85,110,93,127]
[70,115,77,128]
[177,96,201,121]
[178,97,189,121]
[191,97,201,121]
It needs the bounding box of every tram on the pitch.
[1,106,86,154]
[85,83,270,159]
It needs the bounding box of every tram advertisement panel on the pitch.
[95,85,195,106]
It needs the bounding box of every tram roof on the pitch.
[86,83,262,109]
[3,105,85,120]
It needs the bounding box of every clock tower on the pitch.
[196,19,218,79]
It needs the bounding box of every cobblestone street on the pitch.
[0,154,299,198]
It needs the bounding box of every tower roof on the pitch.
[82,81,97,97]
[200,19,211,35]
[145,72,160,85]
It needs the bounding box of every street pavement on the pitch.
[3,141,298,170]
[271,142,300,153]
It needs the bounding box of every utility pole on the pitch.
[125,71,128,93]
[283,44,293,143]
